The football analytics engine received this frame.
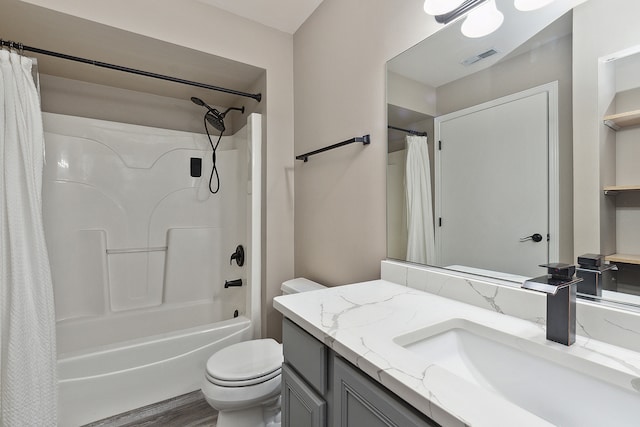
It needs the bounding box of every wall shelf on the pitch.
[603,109,640,130]
[604,185,640,195]
[605,253,640,265]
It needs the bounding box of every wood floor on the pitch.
[84,391,217,427]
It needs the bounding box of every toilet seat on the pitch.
[206,366,281,387]
[205,339,283,387]
[202,372,282,412]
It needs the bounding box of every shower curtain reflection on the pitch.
[406,135,436,264]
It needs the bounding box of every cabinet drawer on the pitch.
[282,318,327,394]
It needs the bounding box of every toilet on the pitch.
[202,278,325,427]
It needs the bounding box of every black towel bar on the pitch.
[296,134,370,162]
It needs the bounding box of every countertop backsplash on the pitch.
[381,260,640,353]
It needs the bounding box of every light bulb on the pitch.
[423,0,465,16]
[514,0,556,11]
[461,0,504,38]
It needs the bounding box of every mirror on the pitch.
[387,0,640,309]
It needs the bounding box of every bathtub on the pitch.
[58,316,253,426]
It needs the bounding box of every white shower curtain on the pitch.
[405,135,435,265]
[0,50,57,426]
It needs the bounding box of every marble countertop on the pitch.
[273,280,640,427]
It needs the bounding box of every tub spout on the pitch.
[224,279,243,288]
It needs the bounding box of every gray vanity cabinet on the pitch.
[282,364,326,427]
[282,318,438,427]
[282,318,328,427]
[332,355,437,427]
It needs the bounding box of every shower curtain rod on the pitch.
[0,39,262,102]
[388,125,428,137]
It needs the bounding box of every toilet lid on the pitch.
[206,366,281,387]
[206,339,283,384]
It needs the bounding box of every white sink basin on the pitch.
[394,319,640,427]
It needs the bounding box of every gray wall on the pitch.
[293,0,439,286]
[40,74,231,134]
[40,72,266,137]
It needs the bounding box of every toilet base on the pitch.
[217,406,264,427]
[216,405,280,427]
[215,396,281,427]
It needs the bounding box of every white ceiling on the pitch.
[197,0,325,34]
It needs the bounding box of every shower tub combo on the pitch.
[42,112,262,426]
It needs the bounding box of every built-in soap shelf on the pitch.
[605,253,640,265]
[603,185,640,195]
[603,109,640,130]
[602,186,640,262]
[602,104,640,265]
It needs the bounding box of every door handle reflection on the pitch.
[520,233,543,243]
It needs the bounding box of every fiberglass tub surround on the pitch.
[42,112,261,425]
[43,112,249,353]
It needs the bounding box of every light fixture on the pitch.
[423,0,466,16]
[430,0,489,25]
[514,0,556,11]
[461,0,504,38]
[423,0,552,39]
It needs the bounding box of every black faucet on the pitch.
[522,263,583,346]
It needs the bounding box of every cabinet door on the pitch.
[282,363,326,427]
[332,356,437,427]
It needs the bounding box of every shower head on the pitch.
[192,98,246,195]
[191,96,219,116]
[205,111,226,133]
[190,96,206,107]
[191,96,245,134]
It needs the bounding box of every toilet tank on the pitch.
[281,278,325,295]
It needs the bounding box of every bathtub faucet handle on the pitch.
[230,245,244,267]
